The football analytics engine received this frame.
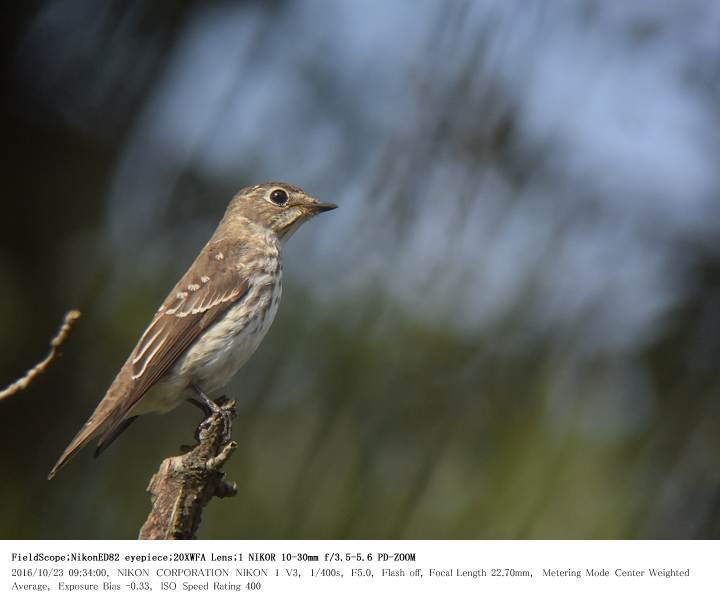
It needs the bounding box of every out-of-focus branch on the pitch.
[0,310,81,401]
[139,399,238,540]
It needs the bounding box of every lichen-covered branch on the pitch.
[0,310,81,401]
[138,399,238,540]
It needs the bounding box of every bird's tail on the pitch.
[47,399,124,480]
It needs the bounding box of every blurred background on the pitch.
[1,0,719,539]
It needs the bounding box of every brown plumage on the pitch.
[48,182,336,479]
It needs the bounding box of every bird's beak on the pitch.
[314,202,337,213]
[303,199,337,214]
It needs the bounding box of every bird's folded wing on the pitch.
[117,245,250,422]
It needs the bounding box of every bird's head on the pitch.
[225,181,336,241]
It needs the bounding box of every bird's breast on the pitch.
[174,264,283,395]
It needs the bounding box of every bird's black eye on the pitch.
[269,189,288,205]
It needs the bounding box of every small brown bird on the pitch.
[48,182,336,479]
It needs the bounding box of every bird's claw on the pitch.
[189,385,235,444]
[194,408,233,443]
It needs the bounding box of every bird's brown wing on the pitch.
[121,257,250,419]
[48,242,250,479]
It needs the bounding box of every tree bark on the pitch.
[138,399,237,539]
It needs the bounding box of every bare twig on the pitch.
[139,399,238,539]
[0,310,81,401]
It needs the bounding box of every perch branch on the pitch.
[138,399,238,539]
[0,310,81,401]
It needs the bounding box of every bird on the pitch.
[48,182,336,479]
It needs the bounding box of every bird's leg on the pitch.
[189,383,233,443]
[182,393,211,448]
[190,383,222,416]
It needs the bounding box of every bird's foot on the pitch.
[189,384,235,444]
[190,383,222,417]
